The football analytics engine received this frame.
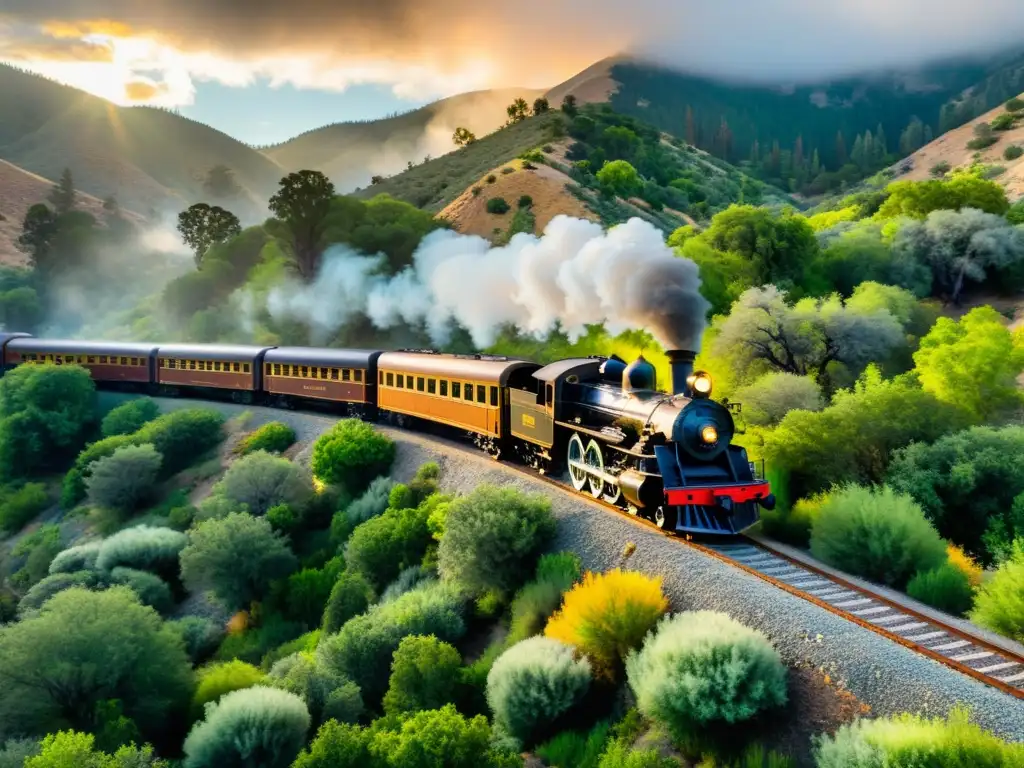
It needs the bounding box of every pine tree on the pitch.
[48,167,76,214]
[899,117,925,156]
[685,105,696,145]
[769,140,781,176]
[793,135,804,169]
[875,123,888,156]
[924,124,934,143]
[811,149,821,177]
[749,139,761,164]
[835,131,848,167]
[850,134,865,169]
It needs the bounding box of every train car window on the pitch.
[477,385,486,403]
[243,364,250,373]
[321,367,329,379]
[396,374,404,388]
[355,370,363,383]
[130,358,138,366]
[301,366,309,377]
[272,364,280,375]
[490,386,498,406]
[342,369,351,382]
[331,369,339,380]
[189,360,197,370]
[119,357,127,365]
[386,372,394,387]
[440,380,448,397]
[452,382,461,399]
[427,378,436,395]
[464,383,473,401]
[214,362,222,372]
[417,377,425,392]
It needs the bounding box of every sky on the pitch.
[2,1,1024,145]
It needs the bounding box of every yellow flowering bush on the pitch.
[947,544,983,587]
[545,569,669,679]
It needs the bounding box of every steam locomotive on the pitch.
[0,332,774,536]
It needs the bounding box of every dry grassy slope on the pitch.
[0,158,145,266]
[263,88,546,192]
[893,91,1024,200]
[544,56,623,107]
[438,157,598,239]
[0,66,282,214]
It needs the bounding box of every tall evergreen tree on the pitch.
[685,105,696,145]
[48,168,76,215]
[835,131,848,167]
[811,149,821,177]
[850,134,865,169]
[876,123,888,156]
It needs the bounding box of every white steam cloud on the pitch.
[264,216,710,351]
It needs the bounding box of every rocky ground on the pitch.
[142,396,1024,748]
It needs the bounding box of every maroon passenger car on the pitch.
[4,337,158,384]
[262,347,383,409]
[155,344,272,395]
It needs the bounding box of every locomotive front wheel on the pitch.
[567,433,587,492]
[653,506,667,529]
[584,439,605,499]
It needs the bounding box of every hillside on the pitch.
[263,88,545,192]
[544,57,622,107]
[0,65,282,216]
[890,93,1024,201]
[0,158,146,266]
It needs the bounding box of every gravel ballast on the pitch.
[150,398,1024,741]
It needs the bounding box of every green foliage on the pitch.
[24,730,167,768]
[1005,145,1024,161]
[486,636,592,745]
[382,634,462,715]
[291,721,372,768]
[876,176,1009,219]
[17,570,102,614]
[0,587,193,741]
[177,203,243,267]
[813,705,1024,767]
[763,367,968,501]
[0,363,97,479]
[536,720,612,768]
[64,434,137,508]
[733,372,823,427]
[318,581,466,707]
[266,170,336,280]
[809,485,948,588]
[518,195,533,208]
[192,660,265,716]
[337,476,395,541]
[216,450,312,516]
[596,741,679,768]
[487,197,511,214]
[237,421,296,455]
[0,737,39,768]
[134,408,225,477]
[213,614,304,666]
[108,567,174,613]
[48,539,101,574]
[375,704,521,768]
[322,569,376,633]
[86,444,162,514]
[1007,97,1024,111]
[9,524,62,590]
[0,481,48,534]
[101,398,159,438]
[912,307,1024,421]
[311,419,395,493]
[266,650,362,726]
[761,492,825,548]
[625,611,787,738]
[170,617,225,664]
[906,562,975,617]
[95,525,188,579]
[345,502,435,591]
[182,686,310,768]
[282,557,344,626]
[596,160,642,197]
[969,540,1024,642]
[887,426,1024,562]
[180,512,297,610]
[437,485,556,596]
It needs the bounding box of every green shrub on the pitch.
[168,504,196,530]
[216,450,312,516]
[930,161,952,178]
[501,167,515,174]
[336,477,394,541]
[0,482,48,533]
[345,504,433,591]
[813,705,1024,767]
[969,539,1024,641]
[1005,145,1024,161]
[486,636,592,745]
[101,398,159,438]
[967,136,999,150]
[317,581,466,707]
[518,195,534,209]
[437,485,556,596]
[95,525,188,579]
[171,617,225,663]
[0,738,39,768]
[1006,97,1024,112]
[487,197,511,214]
[47,540,101,577]
[311,419,395,494]
[85,444,162,514]
[992,113,1017,131]
[9,523,61,590]
[24,730,162,768]
[214,614,305,666]
[180,513,297,611]
[322,569,375,633]
[292,720,371,768]
[283,559,343,626]
[537,720,611,768]
[506,553,583,647]
[109,567,174,613]
[761,492,825,548]
[192,660,265,717]
[182,686,310,768]
[63,434,139,508]
[370,704,517,768]
[17,570,101,614]
[267,652,362,725]
[263,630,321,669]
[237,421,296,455]
[625,611,787,737]
[906,562,975,617]
[60,468,87,509]
[381,566,432,604]
[388,462,440,511]
[382,634,462,715]
[597,740,678,768]
[134,408,225,477]
[809,485,949,588]
[486,175,497,184]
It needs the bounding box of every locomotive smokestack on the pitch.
[666,349,696,396]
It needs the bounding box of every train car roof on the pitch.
[378,351,539,385]
[0,332,31,349]
[7,338,160,356]
[532,358,604,384]
[156,343,274,362]
[264,347,384,368]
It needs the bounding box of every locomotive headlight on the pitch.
[700,425,719,444]
[687,371,713,398]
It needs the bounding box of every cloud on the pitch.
[1,35,114,62]
[1,0,1024,103]
[123,78,168,101]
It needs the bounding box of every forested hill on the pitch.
[605,55,1024,196]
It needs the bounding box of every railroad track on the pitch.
[494,455,1024,702]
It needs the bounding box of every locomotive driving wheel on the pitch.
[584,439,605,499]
[567,433,588,492]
